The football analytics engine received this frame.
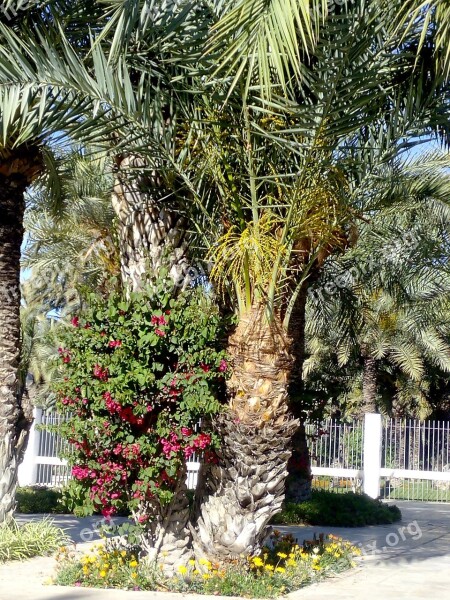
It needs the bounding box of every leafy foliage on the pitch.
[54,277,229,518]
[272,490,401,527]
[16,486,65,515]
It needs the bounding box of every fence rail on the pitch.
[18,409,450,501]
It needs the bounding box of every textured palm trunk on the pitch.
[0,171,34,520]
[286,285,312,502]
[113,156,193,565]
[112,155,189,291]
[193,305,298,562]
[137,469,192,575]
[362,351,378,414]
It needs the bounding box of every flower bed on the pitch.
[53,531,361,598]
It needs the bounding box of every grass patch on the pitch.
[54,532,361,597]
[0,518,70,561]
[272,490,401,527]
[16,486,66,514]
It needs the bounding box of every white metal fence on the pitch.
[18,409,450,501]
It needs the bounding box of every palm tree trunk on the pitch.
[193,305,298,562]
[138,469,192,575]
[0,172,32,520]
[362,350,378,414]
[112,155,189,290]
[286,284,312,502]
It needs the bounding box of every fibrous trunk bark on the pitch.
[286,285,312,502]
[138,469,192,575]
[0,170,34,520]
[362,350,378,414]
[112,155,189,291]
[193,305,298,562]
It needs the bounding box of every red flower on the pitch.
[218,359,228,372]
[93,364,109,381]
[108,340,122,348]
[199,363,210,373]
[71,316,79,327]
[155,328,165,337]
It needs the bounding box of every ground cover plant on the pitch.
[272,491,401,527]
[0,518,69,562]
[53,532,361,598]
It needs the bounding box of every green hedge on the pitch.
[272,490,401,527]
[16,486,66,514]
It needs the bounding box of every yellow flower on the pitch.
[99,571,107,578]
[193,569,200,575]
[287,559,296,567]
[131,572,138,579]
[129,560,138,568]
[121,550,127,557]
[334,552,341,558]
[264,565,274,572]
[189,559,196,566]
[199,558,211,567]
[82,566,89,575]
[277,552,287,559]
[252,557,264,567]
[178,566,188,575]
[275,567,286,573]
[202,574,210,580]
[312,564,322,571]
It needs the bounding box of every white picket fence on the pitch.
[18,409,450,501]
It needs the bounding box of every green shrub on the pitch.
[54,278,228,519]
[0,518,70,561]
[272,490,401,527]
[16,486,67,514]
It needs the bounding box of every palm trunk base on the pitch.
[0,434,19,521]
[193,414,298,563]
[139,477,192,575]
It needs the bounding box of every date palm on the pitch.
[187,1,450,560]
[306,162,450,415]
[2,0,450,562]
[0,1,113,520]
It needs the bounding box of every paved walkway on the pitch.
[4,501,449,599]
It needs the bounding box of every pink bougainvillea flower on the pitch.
[218,359,228,372]
[71,316,79,327]
[155,328,165,337]
[199,363,210,373]
[108,340,122,348]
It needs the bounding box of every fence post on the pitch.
[363,413,382,498]
[18,407,42,487]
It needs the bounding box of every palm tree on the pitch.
[305,168,450,415]
[0,1,116,519]
[186,2,450,558]
[2,0,450,558]
[23,149,120,313]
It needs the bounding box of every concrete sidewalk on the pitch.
[4,501,450,600]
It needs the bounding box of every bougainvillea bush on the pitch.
[54,278,228,522]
